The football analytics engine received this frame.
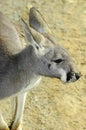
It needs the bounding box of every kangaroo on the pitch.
[0,7,80,130]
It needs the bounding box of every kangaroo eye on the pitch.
[53,59,64,63]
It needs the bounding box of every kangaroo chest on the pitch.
[20,76,42,94]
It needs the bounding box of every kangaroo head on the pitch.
[22,7,80,82]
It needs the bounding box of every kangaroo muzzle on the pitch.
[67,72,80,82]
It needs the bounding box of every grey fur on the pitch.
[0,7,80,100]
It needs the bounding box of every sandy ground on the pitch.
[0,0,86,130]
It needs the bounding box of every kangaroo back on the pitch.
[0,12,26,55]
[0,12,27,70]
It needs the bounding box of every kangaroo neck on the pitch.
[16,45,40,80]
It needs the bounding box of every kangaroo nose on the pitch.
[67,72,72,81]
[67,72,80,82]
[75,73,80,80]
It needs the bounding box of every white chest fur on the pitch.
[20,77,42,94]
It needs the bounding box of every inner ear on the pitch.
[21,18,47,48]
[29,7,51,35]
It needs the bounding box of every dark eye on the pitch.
[53,59,64,63]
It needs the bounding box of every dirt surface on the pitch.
[0,0,86,130]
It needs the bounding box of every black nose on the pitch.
[75,73,80,80]
[67,72,72,81]
[67,72,80,82]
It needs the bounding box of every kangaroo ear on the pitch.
[21,18,41,49]
[21,18,50,55]
[29,7,51,35]
[21,18,49,49]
